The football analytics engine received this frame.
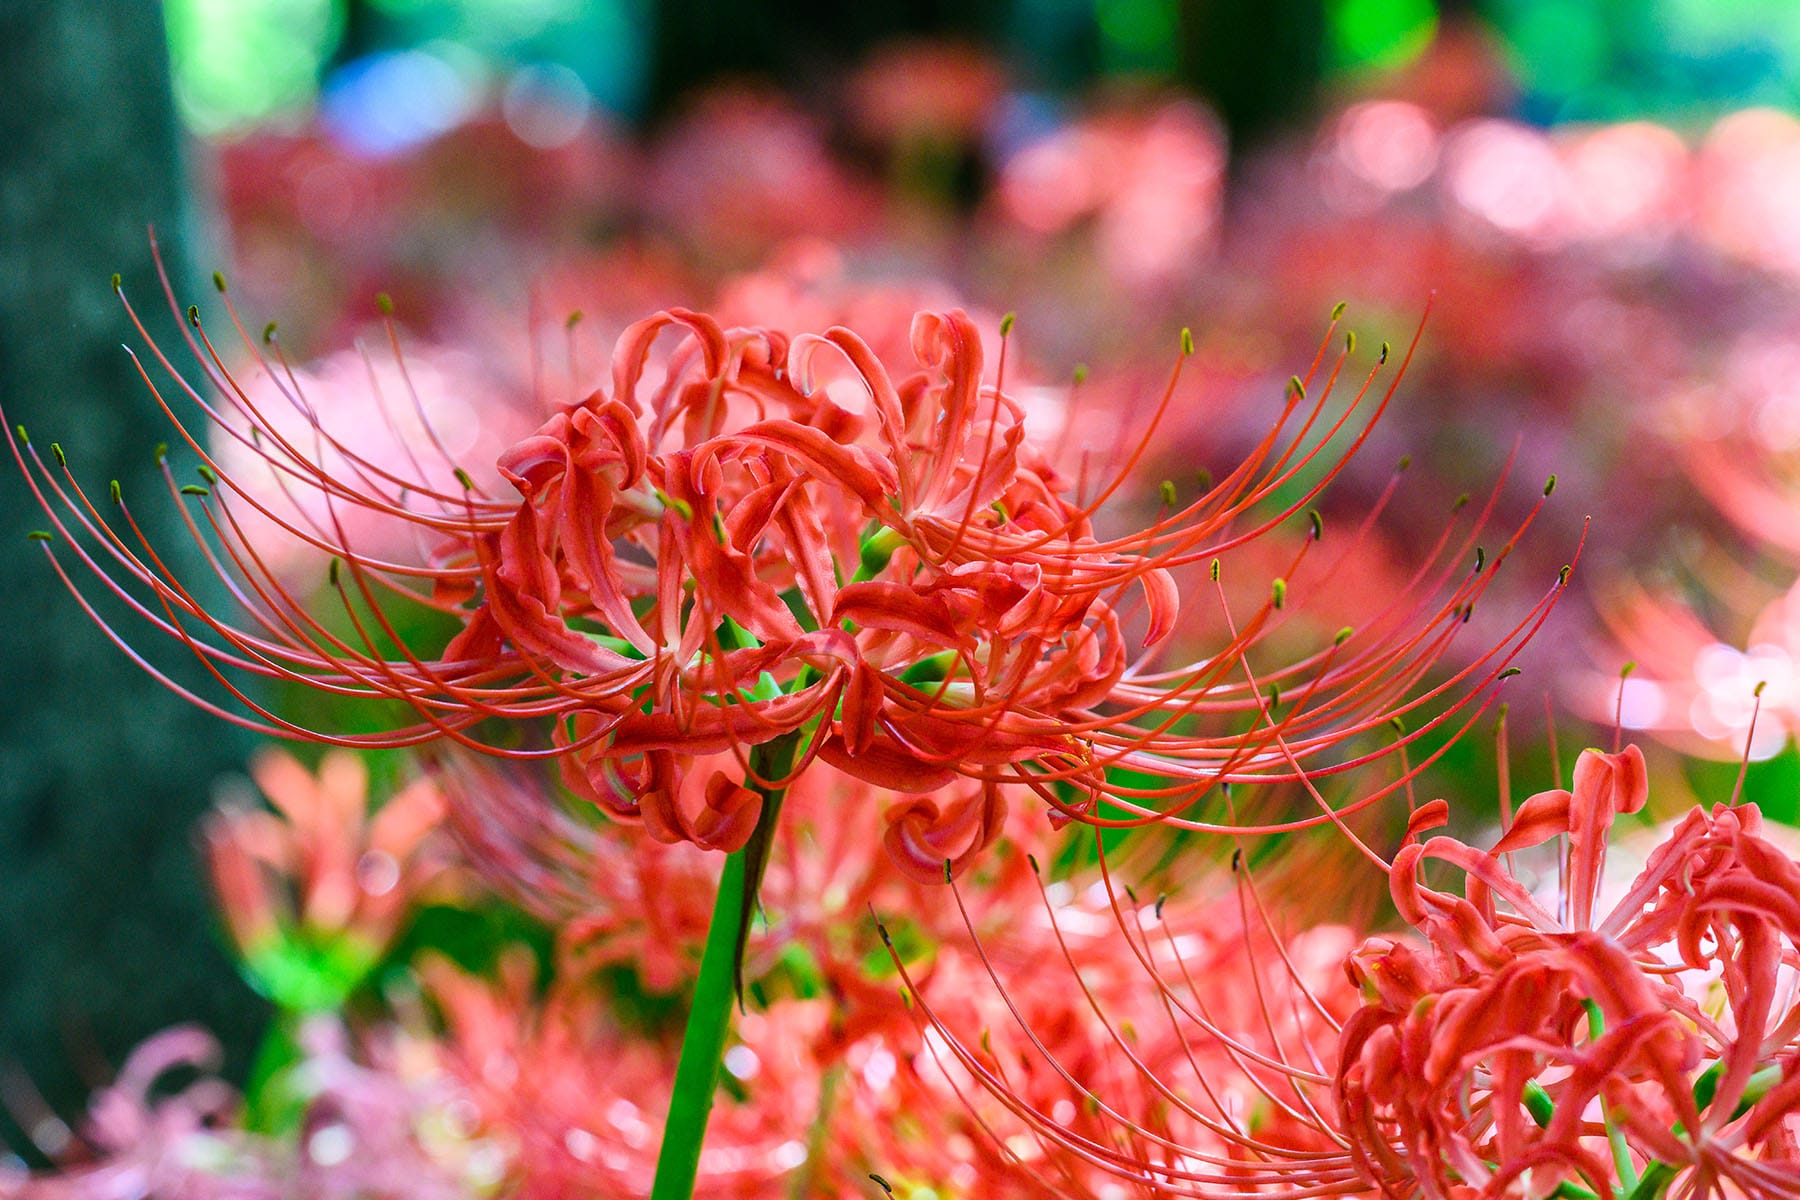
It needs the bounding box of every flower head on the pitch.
[1341,745,1800,1198]
[11,264,1562,874]
[205,748,447,1011]
[9,1020,487,1199]
[888,742,1800,1198]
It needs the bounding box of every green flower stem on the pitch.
[1583,999,1639,1193]
[242,1009,305,1135]
[648,844,748,1200]
[1623,1162,1675,1200]
[650,732,800,1200]
[1518,1040,1784,1200]
[786,1062,843,1200]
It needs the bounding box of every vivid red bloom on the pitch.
[894,744,1800,1198]
[10,264,1563,874]
[14,741,1051,1199]
[1340,746,1800,1198]
[430,740,1044,1004]
[418,748,1071,1196]
[886,859,1369,1197]
[423,947,917,1199]
[429,748,723,992]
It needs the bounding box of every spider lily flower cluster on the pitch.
[206,747,447,1012]
[905,743,1800,1198]
[415,755,1072,1197]
[10,271,1559,879]
[5,1021,493,1200]
[1344,745,1800,1199]
[24,719,1800,1197]
[10,733,1115,1197]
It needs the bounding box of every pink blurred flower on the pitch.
[206,749,447,1011]
[1699,109,1800,280]
[847,41,1003,148]
[1583,321,1800,760]
[995,99,1226,289]
[207,339,541,584]
[646,87,879,264]
[10,1021,487,1200]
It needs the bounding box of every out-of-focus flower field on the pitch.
[7,2,1800,1196]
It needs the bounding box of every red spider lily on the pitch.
[888,744,1800,1198]
[422,948,901,1199]
[428,742,1042,1007]
[205,748,448,1011]
[9,255,1565,874]
[417,747,1095,1196]
[13,746,1046,1198]
[429,748,723,992]
[1340,745,1800,1199]
[879,833,1374,1198]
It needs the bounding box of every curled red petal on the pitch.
[692,772,762,853]
[815,733,958,794]
[881,783,1006,884]
[1139,565,1180,647]
[1491,787,1573,856]
[832,580,967,648]
[725,419,898,512]
[1404,798,1450,845]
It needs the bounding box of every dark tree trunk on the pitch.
[1179,0,1327,147]
[0,0,263,1150]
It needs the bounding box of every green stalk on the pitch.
[786,1062,843,1200]
[650,733,800,1200]
[242,1009,305,1135]
[1520,1035,1785,1200]
[1623,1161,1675,1200]
[1583,999,1638,1194]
